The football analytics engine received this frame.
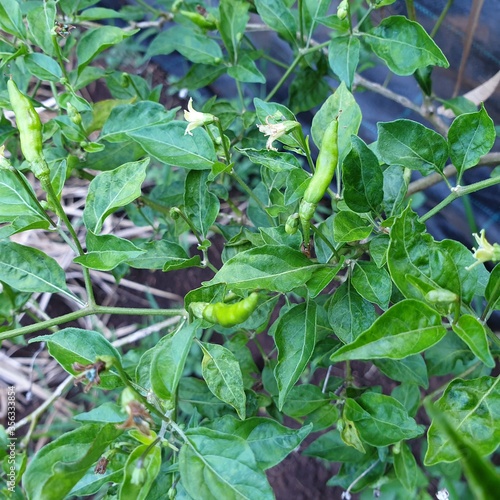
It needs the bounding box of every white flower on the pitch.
[465,229,500,270]
[183,98,214,135]
[256,117,299,151]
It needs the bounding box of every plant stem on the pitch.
[0,306,186,341]
[310,224,339,259]
[431,0,455,38]
[405,0,417,21]
[419,176,500,223]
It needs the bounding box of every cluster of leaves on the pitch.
[0,0,499,499]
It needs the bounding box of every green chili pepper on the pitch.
[191,292,260,328]
[299,117,339,244]
[7,79,49,179]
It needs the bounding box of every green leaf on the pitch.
[377,119,449,175]
[382,165,408,217]
[77,26,137,74]
[365,16,449,75]
[228,54,265,83]
[74,232,145,271]
[352,261,392,309]
[342,136,384,214]
[184,170,220,238]
[26,0,56,56]
[127,239,199,270]
[30,328,123,390]
[327,282,376,344]
[237,148,301,172]
[374,354,429,388]
[486,264,500,311]
[304,429,370,463]
[333,210,372,242]
[391,382,421,416]
[452,314,494,368]
[0,0,25,38]
[330,299,447,362]
[179,377,230,420]
[254,0,297,46]
[281,384,331,418]
[179,428,274,499]
[328,35,360,89]
[0,241,73,299]
[150,321,198,402]
[394,442,418,492]
[100,101,176,142]
[128,122,216,170]
[448,105,496,180]
[83,158,149,233]
[206,245,325,292]
[74,402,125,423]
[23,53,63,82]
[147,25,222,64]
[344,392,423,446]
[200,342,247,420]
[289,65,331,114]
[274,302,317,410]
[311,82,362,163]
[23,424,122,500]
[119,444,161,500]
[208,415,312,470]
[425,376,500,465]
[219,0,250,62]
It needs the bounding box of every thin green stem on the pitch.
[51,36,70,82]
[298,0,305,47]
[419,176,500,223]
[265,55,302,102]
[353,5,374,32]
[431,0,455,38]
[310,224,340,260]
[134,0,162,16]
[405,0,417,21]
[482,277,500,322]
[0,306,186,341]
[215,119,231,165]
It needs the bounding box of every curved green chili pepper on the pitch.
[299,117,339,244]
[191,292,260,328]
[7,79,49,180]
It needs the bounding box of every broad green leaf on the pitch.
[304,0,331,36]
[452,315,495,368]
[184,170,220,238]
[311,82,362,163]
[365,16,449,75]
[150,321,198,403]
[219,0,250,62]
[100,101,176,142]
[330,299,447,362]
[374,354,429,388]
[26,0,56,56]
[377,119,448,175]
[206,245,325,292]
[281,384,331,418]
[23,53,63,82]
[304,429,371,463]
[174,63,227,91]
[425,376,500,465]
[200,342,246,420]
[74,232,145,271]
[328,35,360,89]
[391,382,421,417]
[30,328,123,390]
[0,241,73,299]
[208,415,312,470]
[0,0,25,38]
[254,0,297,46]
[127,239,200,270]
[352,261,392,309]
[369,234,390,268]
[23,424,122,500]
[147,25,222,64]
[69,458,124,498]
[344,392,423,446]
[237,148,301,172]
[338,416,366,453]
[448,105,496,180]
[77,26,137,74]
[333,210,372,242]
[0,169,49,223]
[83,158,149,233]
[327,282,376,344]
[228,54,265,83]
[179,377,231,420]
[74,402,125,423]
[274,302,317,410]
[289,65,331,114]
[119,444,161,500]
[394,442,418,492]
[486,264,500,311]
[84,140,145,172]
[128,122,216,170]
[179,428,274,499]
[382,164,408,217]
[342,136,383,214]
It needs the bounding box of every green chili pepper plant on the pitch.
[0,1,499,499]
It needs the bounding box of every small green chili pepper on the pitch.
[299,117,339,243]
[7,78,49,179]
[191,292,260,328]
